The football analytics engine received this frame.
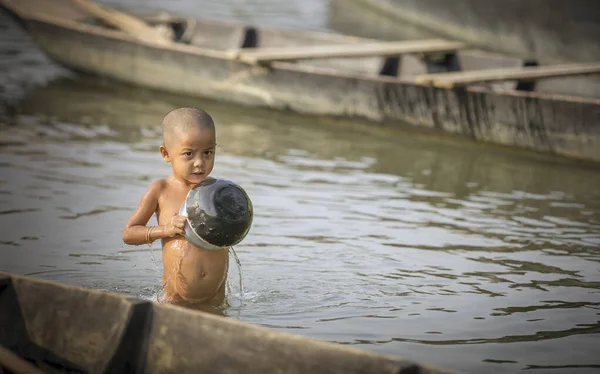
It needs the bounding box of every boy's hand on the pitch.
[166,214,187,237]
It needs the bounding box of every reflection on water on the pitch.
[1,75,599,374]
[1,2,600,374]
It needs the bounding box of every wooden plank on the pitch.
[71,0,174,45]
[415,63,600,88]
[234,39,467,64]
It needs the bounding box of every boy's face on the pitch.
[160,125,216,185]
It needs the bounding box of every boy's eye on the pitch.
[183,151,192,157]
[204,150,213,156]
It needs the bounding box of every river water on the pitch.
[1,1,600,374]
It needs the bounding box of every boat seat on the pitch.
[236,29,388,76]
[234,36,465,76]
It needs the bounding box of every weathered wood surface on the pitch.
[0,272,457,374]
[235,39,466,64]
[416,63,600,88]
[71,0,174,45]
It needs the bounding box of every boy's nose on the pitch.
[193,157,202,167]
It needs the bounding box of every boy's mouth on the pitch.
[191,172,204,177]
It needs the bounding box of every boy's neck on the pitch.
[169,173,197,189]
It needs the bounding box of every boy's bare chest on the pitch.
[156,185,189,224]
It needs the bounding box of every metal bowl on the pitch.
[179,177,253,251]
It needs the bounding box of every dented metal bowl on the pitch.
[179,177,253,251]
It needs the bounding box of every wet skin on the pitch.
[122,123,229,306]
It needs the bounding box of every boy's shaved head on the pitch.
[162,107,215,149]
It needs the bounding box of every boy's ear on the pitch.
[159,145,171,163]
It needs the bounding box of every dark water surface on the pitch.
[1,2,600,374]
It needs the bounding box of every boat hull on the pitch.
[7,11,600,163]
[0,272,452,373]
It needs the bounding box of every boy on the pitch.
[122,107,228,307]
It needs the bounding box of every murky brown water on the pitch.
[1,2,600,374]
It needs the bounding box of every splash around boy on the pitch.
[122,107,228,307]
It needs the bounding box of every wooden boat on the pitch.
[1,0,599,163]
[0,272,455,373]
[330,0,600,68]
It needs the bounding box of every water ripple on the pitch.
[1,18,599,372]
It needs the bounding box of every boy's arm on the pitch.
[121,180,185,245]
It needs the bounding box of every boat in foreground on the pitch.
[0,272,455,373]
[1,0,599,162]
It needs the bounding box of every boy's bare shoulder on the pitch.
[146,178,168,197]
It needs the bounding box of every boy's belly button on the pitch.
[183,269,207,279]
